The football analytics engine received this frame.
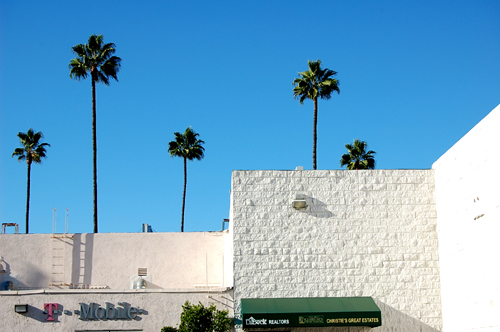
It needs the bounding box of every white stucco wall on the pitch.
[432,104,500,331]
[232,169,442,332]
[224,192,235,288]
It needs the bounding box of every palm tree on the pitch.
[69,34,121,233]
[168,127,205,232]
[340,139,376,170]
[293,59,340,170]
[12,129,50,234]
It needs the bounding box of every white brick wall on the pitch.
[232,170,442,332]
[433,104,500,332]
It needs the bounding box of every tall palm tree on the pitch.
[69,34,121,233]
[168,127,205,232]
[293,59,340,170]
[12,129,50,234]
[340,139,376,170]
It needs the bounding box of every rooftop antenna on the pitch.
[1,223,19,234]
[52,208,57,234]
[65,208,69,234]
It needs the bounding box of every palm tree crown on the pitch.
[69,34,121,84]
[168,127,205,162]
[168,127,205,232]
[12,129,50,164]
[340,139,376,170]
[69,34,121,233]
[12,128,50,234]
[293,59,339,170]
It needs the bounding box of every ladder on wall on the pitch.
[49,234,73,288]
[50,236,65,287]
[76,236,86,288]
[49,208,73,288]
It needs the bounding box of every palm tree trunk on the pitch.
[181,157,187,232]
[92,77,98,233]
[313,98,318,170]
[25,160,31,234]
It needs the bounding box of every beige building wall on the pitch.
[0,232,227,289]
[433,104,500,331]
[0,231,233,331]
[0,290,232,332]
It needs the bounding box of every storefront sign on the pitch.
[42,302,144,322]
[76,302,143,320]
[269,318,290,325]
[241,297,382,328]
[244,314,380,328]
[44,303,58,321]
[246,316,291,327]
[326,317,380,324]
[299,315,324,324]
[245,316,267,325]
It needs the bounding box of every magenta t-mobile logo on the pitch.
[44,303,58,321]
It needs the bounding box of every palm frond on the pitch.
[340,153,351,167]
[17,132,28,142]
[12,148,26,161]
[100,43,117,59]
[100,56,121,80]
[95,71,110,85]
[71,44,87,57]
[69,58,89,80]
[88,34,103,54]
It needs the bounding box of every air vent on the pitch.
[138,268,147,276]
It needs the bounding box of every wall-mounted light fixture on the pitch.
[14,304,28,314]
[4,280,14,291]
[137,277,147,289]
[292,194,308,210]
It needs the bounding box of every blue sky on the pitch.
[1,0,499,234]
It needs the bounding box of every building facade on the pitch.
[432,105,499,331]
[231,169,442,331]
[228,104,499,332]
[1,104,499,331]
[0,232,234,331]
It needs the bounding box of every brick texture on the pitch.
[232,169,442,332]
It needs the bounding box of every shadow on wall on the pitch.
[0,257,9,288]
[71,233,94,287]
[375,299,441,332]
[292,195,334,219]
[22,304,67,323]
[141,281,162,289]
[0,257,12,289]
[1,258,46,290]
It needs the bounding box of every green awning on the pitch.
[241,297,381,329]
